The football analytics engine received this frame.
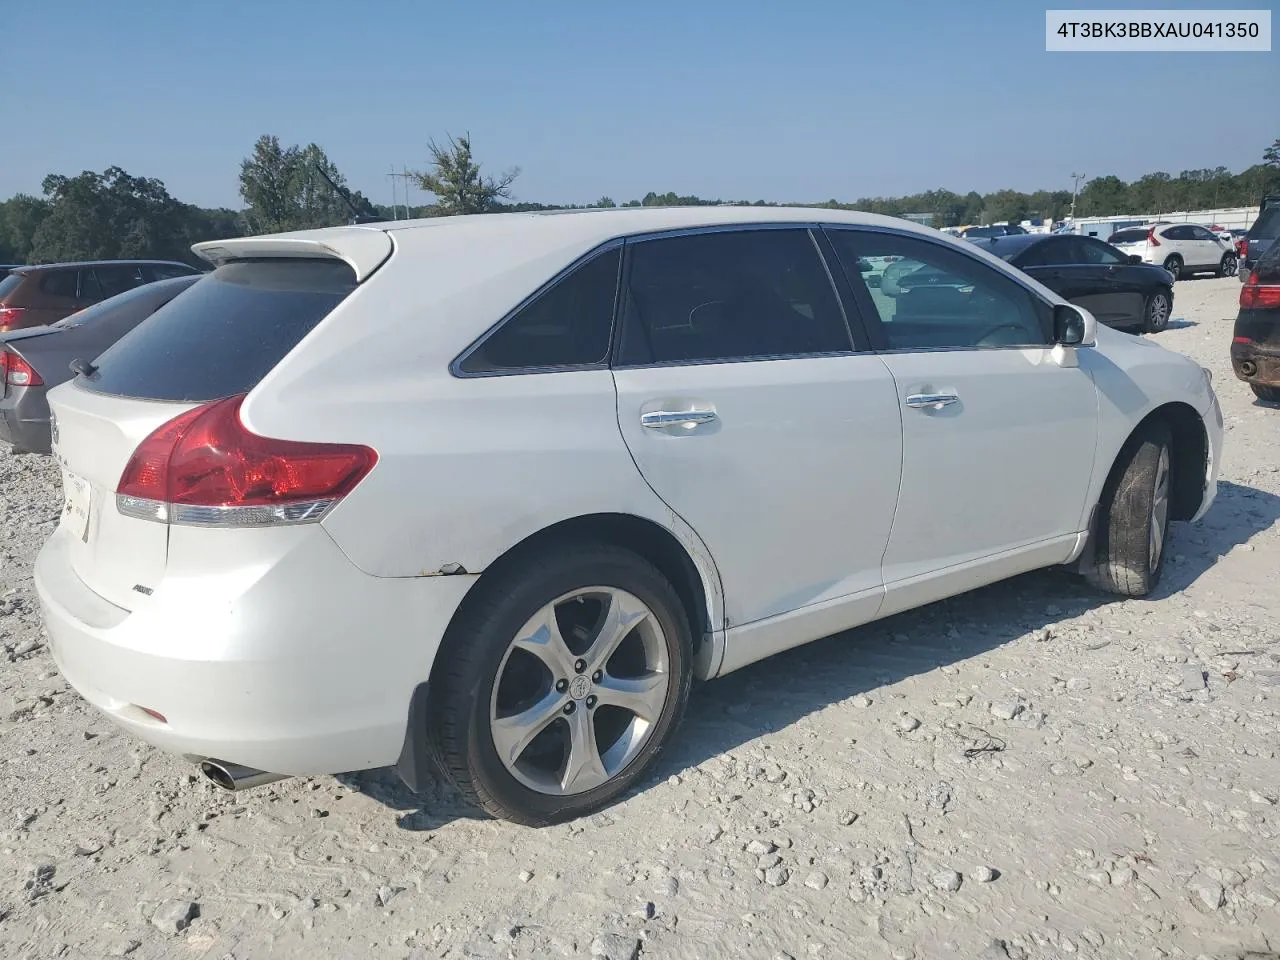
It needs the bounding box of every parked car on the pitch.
[1108,224,1237,280]
[1240,204,1280,281]
[35,209,1221,825]
[1231,240,1280,404]
[972,233,1175,332]
[0,275,200,454]
[958,223,1028,238]
[0,260,200,331]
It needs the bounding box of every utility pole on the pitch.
[1069,172,1087,223]
[386,166,416,220]
[387,166,399,219]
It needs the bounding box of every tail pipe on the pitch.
[199,759,288,792]
[1239,360,1258,377]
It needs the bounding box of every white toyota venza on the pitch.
[35,208,1222,825]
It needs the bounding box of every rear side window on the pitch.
[617,229,850,365]
[41,270,79,299]
[83,259,356,402]
[458,247,620,374]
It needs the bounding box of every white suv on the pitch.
[36,209,1222,825]
[1109,223,1238,280]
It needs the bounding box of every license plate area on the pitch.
[61,468,92,543]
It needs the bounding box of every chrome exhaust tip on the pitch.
[199,759,288,792]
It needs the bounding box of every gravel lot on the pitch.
[2,276,1278,960]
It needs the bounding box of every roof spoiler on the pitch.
[191,229,393,282]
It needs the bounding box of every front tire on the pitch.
[1252,384,1280,404]
[428,542,692,825]
[1162,255,1182,280]
[1083,420,1173,598]
[1218,253,1238,278]
[1142,290,1171,333]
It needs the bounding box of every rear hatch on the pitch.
[1108,227,1150,257]
[48,247,382,611]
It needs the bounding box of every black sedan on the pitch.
[0,274,199,454]
[971,234,1175,333]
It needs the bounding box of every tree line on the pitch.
[3,134,1278,267]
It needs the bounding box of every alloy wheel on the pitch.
[1149,446,1170,571]
[1148,294,1169,331]
[489,587,671,796]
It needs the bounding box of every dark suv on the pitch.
[1232,241,1280,404]
[0,260,200,331]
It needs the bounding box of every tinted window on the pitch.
[1163,225,1193,241]
[83,259,356,402]
[55,276,197,330]
[146,263,199,281]
[1078,238,1126,265]
[1108,229,1147,244]
[828,229,1049,350]
[459,247,619,373]
[617,229,850,365]
[1248,209,1280,240]
[94,264,148,299]
[41,270,79,299]
[1016,239,1073,266]
[963,225,1003,238]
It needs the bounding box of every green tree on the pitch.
[414,133,519,215]
[0,194,51,263]
[239,135,369,234]
[27,168,194,264]
[1264,138,1280,168]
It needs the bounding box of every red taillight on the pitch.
[0,306,25,331]
[1233,335,1253,344]
[3,352,43,387]
[1147,228,1161,247]
[115,394,377,526]
[1240,272,1280,310]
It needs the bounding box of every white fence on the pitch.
[1066,205,1259,239]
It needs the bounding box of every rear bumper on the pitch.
[1231,342,1280,388]
[35,522,476,776]
[0,392,51,454]
[1191,393,1223,524]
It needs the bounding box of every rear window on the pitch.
[81,259,357,402]
[1248,207,1280,241]
[1109,229,1147,244]
[963,226,1002,238]
[0,274,23,300]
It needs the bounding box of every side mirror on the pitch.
[1127,254,1143,265]
[1053,303,1097,347]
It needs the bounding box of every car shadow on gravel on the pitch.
[340,481,1280,828]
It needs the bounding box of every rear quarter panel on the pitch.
[237,228,727,627]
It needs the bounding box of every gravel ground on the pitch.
[2,276,1278,960]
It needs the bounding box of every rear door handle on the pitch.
[641,410,719,429]
[904,392,959,410]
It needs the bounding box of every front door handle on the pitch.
[641,409,719,429]
[904,392,959,410]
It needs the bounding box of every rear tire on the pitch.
[1218,253,1238,278]
[1162,255,1182,280]
[427,542,692,826]
[1141,290,1171,333]
[1083,420,1173,598]
[1252,384,1280,404]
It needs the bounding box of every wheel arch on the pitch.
[1081,401,1208,564]
[395,511,724,794]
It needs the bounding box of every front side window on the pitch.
[93,264,147,299]
[458,247,620,374]
[1078,238,1125,265]
[617,229,850,365]
[40,270,79,300]
[827,229,1050,351]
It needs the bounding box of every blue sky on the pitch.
[3,0,1275,209]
